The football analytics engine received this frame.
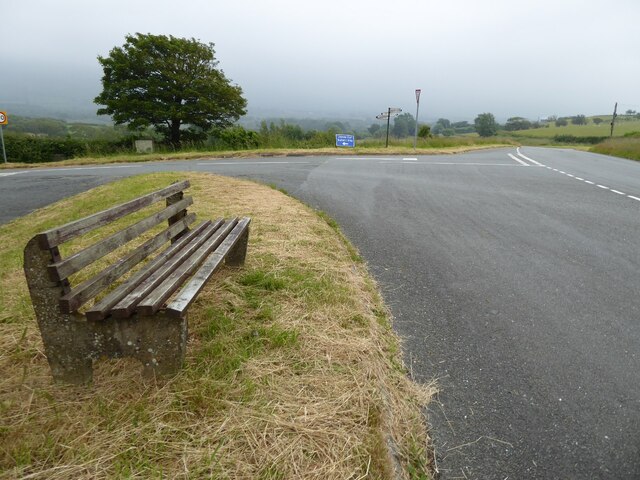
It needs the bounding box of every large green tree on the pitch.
[474,112,498,137]
[95,33,247,147]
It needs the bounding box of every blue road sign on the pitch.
[335,134,355,148]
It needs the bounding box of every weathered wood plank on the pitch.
[59,213,196,313]
[136,218,240,316]
[48,197,193,282]
[36,180,190,249]
[166,217,251,318]
[110,220,224,319]
[85,220,213,321]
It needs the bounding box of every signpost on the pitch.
[0,111,7,164]
[413,89,421,150]
[376,108,402,147]
[335,134,355,148]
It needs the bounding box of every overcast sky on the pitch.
[1,0,639,122]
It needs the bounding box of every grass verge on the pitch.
[0,173,435,479]
[590,137,640,162]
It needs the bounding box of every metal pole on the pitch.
[610,102,618,138]
[413,91,421,150]
[0,126,7,164]
[385,107,391,148]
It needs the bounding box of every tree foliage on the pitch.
[417,125,431,138]
[392,113,416,137]
[571,114,588,125]
[504,117,532,131]
[95,33,247,147]
[474,113,498,137]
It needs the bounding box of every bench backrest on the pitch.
[34,180,195,314]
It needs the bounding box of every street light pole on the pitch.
[413,89,421,150]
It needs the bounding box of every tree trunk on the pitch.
[170,120,181,148]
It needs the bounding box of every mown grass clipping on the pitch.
[0,172,434,479]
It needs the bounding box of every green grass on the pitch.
[590,137,640,161]
[0,173,434,479]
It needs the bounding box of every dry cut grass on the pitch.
[0,173,435,479]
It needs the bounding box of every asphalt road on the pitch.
[2,147,639,479]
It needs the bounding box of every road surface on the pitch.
[2,147,639,478]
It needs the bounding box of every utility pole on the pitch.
[385,107,391,148]
[413,89,421,150]
[610,102,618,137]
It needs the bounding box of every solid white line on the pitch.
[24,165,140,174]
[628,195,640,201]
[516,148,545,166]
[611,190,626,195]
[378,161,520,166]
[508,154,529,166]
[597,185,610,189]
[336,157,395,161]
[197,161,309,165]
[584,180,595,184]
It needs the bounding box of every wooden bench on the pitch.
[23,180,250,384]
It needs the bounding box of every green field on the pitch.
[509,117,640,138]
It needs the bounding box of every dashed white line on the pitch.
[516,150,640,205]
[402,158,418,161]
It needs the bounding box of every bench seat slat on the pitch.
[37,180,190,249]
[136,218,239,316]
[166,217,251,318]
[85,220,212,321]
[59,213,196,313]
[110,219,224,318]
[48,197,193,282]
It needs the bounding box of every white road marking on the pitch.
[336,157,396,161]
[0,172,20,177]
[25,165,140,174]
[402,158,418,161]
[516,148,545,166]
[508,154,529,166]
[197,161,309,165]
[515,150,639,205]
[378,161,520,166]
